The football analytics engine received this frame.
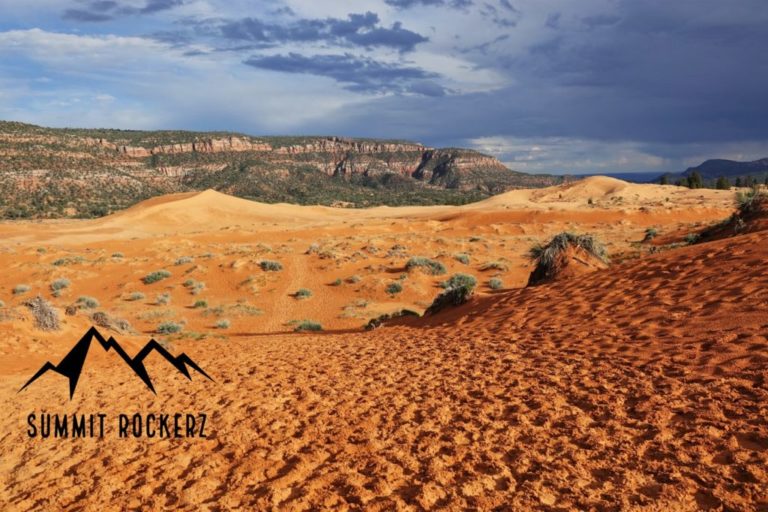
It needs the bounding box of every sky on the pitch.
[1,0,767,175]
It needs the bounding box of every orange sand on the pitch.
[1,177,765,510]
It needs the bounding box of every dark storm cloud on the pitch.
[384,0,472,9]
[244,52,447,96]
[62,0,183,22]
[62,9,113,22]
[316,0,768,154]
[221,12,428,53]
[479,2,520,28]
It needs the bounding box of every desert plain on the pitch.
[0,177,766,511]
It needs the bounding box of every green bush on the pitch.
[156,293,171,305]
[386,282,403,295]
[294,320,322,332]
[488,278,503,290]
[143,270,171,284]
[454,253,470,265]
[260,260,283,271]
[174,256,193,265]
[406,257,446,275]
[52,256,85,266]
[684,233,700,244]
[480,261,508,272]
[331,278,342,286]
[193,299,208,308]
[294,288,312,299]
[528,232,608,267]
[157,321,182,334]
[643,228,658,242]
[50,278,70,292]
[77,296,100,309]
[126,292,145,301]
[112,252,124,258]
[215,319,231,329]
[441,273,477,290]
[13,284,31,295]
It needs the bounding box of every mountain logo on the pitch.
[19,326,213,399]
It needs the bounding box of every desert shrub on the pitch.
[480,261,509,272]
[126,292,145,301]
[643,228,658,242]
[294,288,312,299]
[365,309,419,330]
[24,295,60,331]
[157,321,183,334]
[684,233,700,244]
[183,279,195,287]
[294,320,322,332]
[193,299,208,309]
[527,233,608,287]
[346,275,361,284]
[488,278,504,290]
[386,282,403,295]
[52,256,85,266]
[156,293,171,305]
[441,273,477,290]
[50,278,70,292]
[92,311,132,332]
[215,319,231,329]
[111,252,124,258]
[306,243,320,254]
[143,269,171,284]
[13,284,31,295]
[425,281,476,316]
[260,260,283,271]
[77,296,100,309]
[529,232,608,269]
[406,257,446,275]
[175,256,193,265]
[454,253,470,265]
[469,236,484,242]
[736,187,767,215]
[331,278,342,286]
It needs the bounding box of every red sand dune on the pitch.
[0,180,765,511]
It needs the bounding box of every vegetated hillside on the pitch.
[0,121,561,218]
[658,157,768,187]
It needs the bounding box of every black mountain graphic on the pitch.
[19,326,213,399]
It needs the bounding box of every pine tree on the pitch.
[715,176,730,190]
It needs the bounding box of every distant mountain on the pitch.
[0,121,562,218]
[682,158,768,179]
[657,157,768,185]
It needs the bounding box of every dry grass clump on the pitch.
[24,295,60,331]
[364,309,419,330]
[143,269,171,284]
[528,232,608,269]
[425,273,477,315]
[91,311,132,333]
[294,288,313,299]
[406,257,446,275]
[13,284,31,295]
[260,260,283,271]
[294,320,322,332]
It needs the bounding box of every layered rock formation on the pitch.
[0,122,561,218]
